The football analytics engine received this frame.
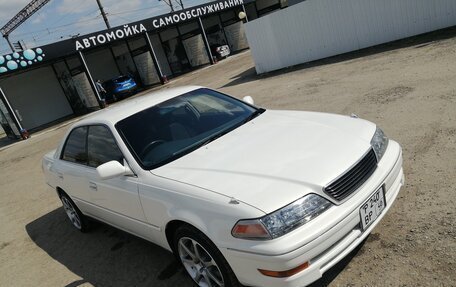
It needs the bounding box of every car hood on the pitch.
[152,110,376,213]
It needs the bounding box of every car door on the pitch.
[55,126,91,208]
[84,125,151,239]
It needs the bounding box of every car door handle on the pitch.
[89,182,98,191]
[57,173,64,180]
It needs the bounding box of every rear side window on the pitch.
[87,125,123,168]
[62,126,88,164]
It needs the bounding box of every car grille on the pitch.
[324,149,378,201]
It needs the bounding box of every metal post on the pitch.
[159,0,174,13]
[144,33,165,84]
[96,0,111,29]
[178,0,184,10]
[78,51,104,109]
[198,17,215,65]
[0,87,23,138]
[242,4,249,22]
[4,35,15,52]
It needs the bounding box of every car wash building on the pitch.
[0,0,284,139]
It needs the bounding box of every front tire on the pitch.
[173,225,241,287]
[60,193,90,232]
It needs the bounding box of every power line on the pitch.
[110,14,134,24]
[159,0,175,13]
[173,0,185,10]
[95,0,110,29]
[1,0,52,36]
[13,16,102,46]
[11,7,101,38]
[46,7,101,29]
[108,4,165,16]
[2,0,197,50]
[1,0,52,52]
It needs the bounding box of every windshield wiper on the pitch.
[202,109,265,146]
[173,108,266,155]
[242,108,265,124]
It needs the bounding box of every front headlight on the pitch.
[371,127,389,161]
[232,194,332,240]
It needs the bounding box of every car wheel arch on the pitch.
[165,219,214,253]
[56,187,91,232]
[168,220,242,287]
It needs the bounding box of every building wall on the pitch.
[245,0,456,73]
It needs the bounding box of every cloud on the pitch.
[31,13,47,24]
[0,0,33,25]
[74,14,104,29]
[56,0,95,14]
[56,0,144,16]
[103,0,143,14]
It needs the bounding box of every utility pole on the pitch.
[177,0,184,10]
[96,0,111,29]
[159,0,175,13]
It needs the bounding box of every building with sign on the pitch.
[0,0,284,139]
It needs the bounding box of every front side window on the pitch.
[87,125,123,168]
[116,88,263,169]
[61,126,88,164]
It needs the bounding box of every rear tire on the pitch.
[59,192,90,232]
[173,224,242,287]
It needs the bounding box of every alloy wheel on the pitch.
[178,237,224,287]
[61,196,82,230]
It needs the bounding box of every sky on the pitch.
[0,0,208,55]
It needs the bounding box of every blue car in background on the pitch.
[103,75,138,103]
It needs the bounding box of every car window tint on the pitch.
[87,125,123,168]
[62,126,88,164]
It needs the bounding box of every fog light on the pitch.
[258,261,309,278]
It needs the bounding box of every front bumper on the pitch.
[221,140,404,287]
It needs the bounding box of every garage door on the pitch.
[85,48,120,82]
[0,66,73,130]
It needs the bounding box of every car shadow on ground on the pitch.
[307,239,367,287]
[220,26,456,89]
[27,207,368,287]
[25,208,190,287]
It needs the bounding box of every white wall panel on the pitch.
[245,0,456,73]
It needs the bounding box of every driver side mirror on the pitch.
[97,160,134,180]
[242,96,255,105]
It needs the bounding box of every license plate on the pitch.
[359,186,386,230]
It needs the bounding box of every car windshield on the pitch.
[116,88,264,169]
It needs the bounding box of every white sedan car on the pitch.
[43,86,404,287]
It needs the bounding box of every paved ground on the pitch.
[1,27,455,287]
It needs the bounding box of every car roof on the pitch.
[75,85,203,127]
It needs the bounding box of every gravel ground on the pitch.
[1,28,455,287]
